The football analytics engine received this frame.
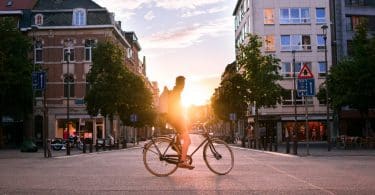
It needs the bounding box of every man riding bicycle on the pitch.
[166,76,194,170]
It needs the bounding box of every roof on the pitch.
[0,0,37,10]
[232,0,242,16]
[34,0,102,10]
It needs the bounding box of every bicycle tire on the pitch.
[203,138,234,175]
[143,137,179,177]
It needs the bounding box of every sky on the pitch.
[93,0,237,106]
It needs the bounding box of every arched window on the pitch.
[35,14,43,25]
[73,8,86,26]
[64,74,75,97]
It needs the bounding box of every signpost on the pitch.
[297,63,315,155]
[130,114,138,145]
[32,71,46,90]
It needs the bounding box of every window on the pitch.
[34,40,43,63]
[73,8,86,26]
[281,62,311,78]
[346,15,369,31]
[280,8,310,24]
[345,0,374,6]
[283,90,303,105]
[127,48,133,59]
[64,74,75,97]
[318,62,327,77]
[281,35,311,51]
[265,35,275,51]
[317,35,326,50]
[34,14,43,26]
[63,48,75,62]
[264,9,274,24]
[316,8,326,23]
[84,39,95,61]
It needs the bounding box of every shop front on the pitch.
[281,115,330,142]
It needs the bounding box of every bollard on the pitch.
[274,136,278,152]
[95,139,99,152]
[123,139,127,148]
[268,136,273,151]
[116,139,120,149]
[83,141,86,153]
[67,141,70,155]
[89,141,93,153]
[47,139,52,158]
[286,137,290,154]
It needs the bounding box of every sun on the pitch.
[181,84,210,107]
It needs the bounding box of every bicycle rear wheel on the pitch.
[143,137,179,177]
[203,138,234,175]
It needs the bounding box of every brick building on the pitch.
[1,0,155,146]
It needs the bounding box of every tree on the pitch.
[118,73,156,128]
[325,22,375,134]
[0,18,33,135]
[85,41,156,137]
[236,34,285,139]
[211,62,247,121]
[85,41,130,136]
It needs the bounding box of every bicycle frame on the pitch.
[147,132,215,164]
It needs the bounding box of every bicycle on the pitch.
[142,126,234,177]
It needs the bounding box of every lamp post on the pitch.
[321,24,331,151]
[292,50,298,155]
[65,49,71,155]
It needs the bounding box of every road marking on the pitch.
[231,146,298,158]
[247,155,336,195]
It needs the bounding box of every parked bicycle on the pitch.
[142,126,234,177]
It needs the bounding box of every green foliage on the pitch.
[85,41,156,128]
[327,23,375,114]
[211,62,247,121]
[0,17,33,121]
[237,34,285,109]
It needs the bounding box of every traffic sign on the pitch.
[297,78,315,97]
[130,114,138,122]
[297,63,314,79]
[32,71,46,90]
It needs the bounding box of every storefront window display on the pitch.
[282,121,326,142]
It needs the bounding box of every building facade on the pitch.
[331,0,375,136]
[0,0,156,147]
[233,0,333,142]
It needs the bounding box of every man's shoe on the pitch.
[178,162,194,170]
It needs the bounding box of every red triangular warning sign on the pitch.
[298,63,314,79]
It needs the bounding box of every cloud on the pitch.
[94,0,151,10]
[154,0,225,10]
[142,17,233,49]
[144,10,155,21]
[181,10,206,18]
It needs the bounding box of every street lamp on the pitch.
[292,50,298,155]
[65,48,71,155]
[321,24,331,151]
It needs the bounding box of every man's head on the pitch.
[175,76,185,89]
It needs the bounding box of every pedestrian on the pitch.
[167,76,194,169]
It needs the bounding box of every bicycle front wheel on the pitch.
[143,137,179,177]
[203,138,234,175]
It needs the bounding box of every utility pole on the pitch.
[322,24,331,151]
[292,50,298,155]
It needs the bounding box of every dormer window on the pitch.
[73,8,86,26]
[35,14,43,26]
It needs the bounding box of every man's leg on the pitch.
[180,131,191,162]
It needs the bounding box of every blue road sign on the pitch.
[297,78,315,97]
[32,71,46,90]
[130,114,138,122]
